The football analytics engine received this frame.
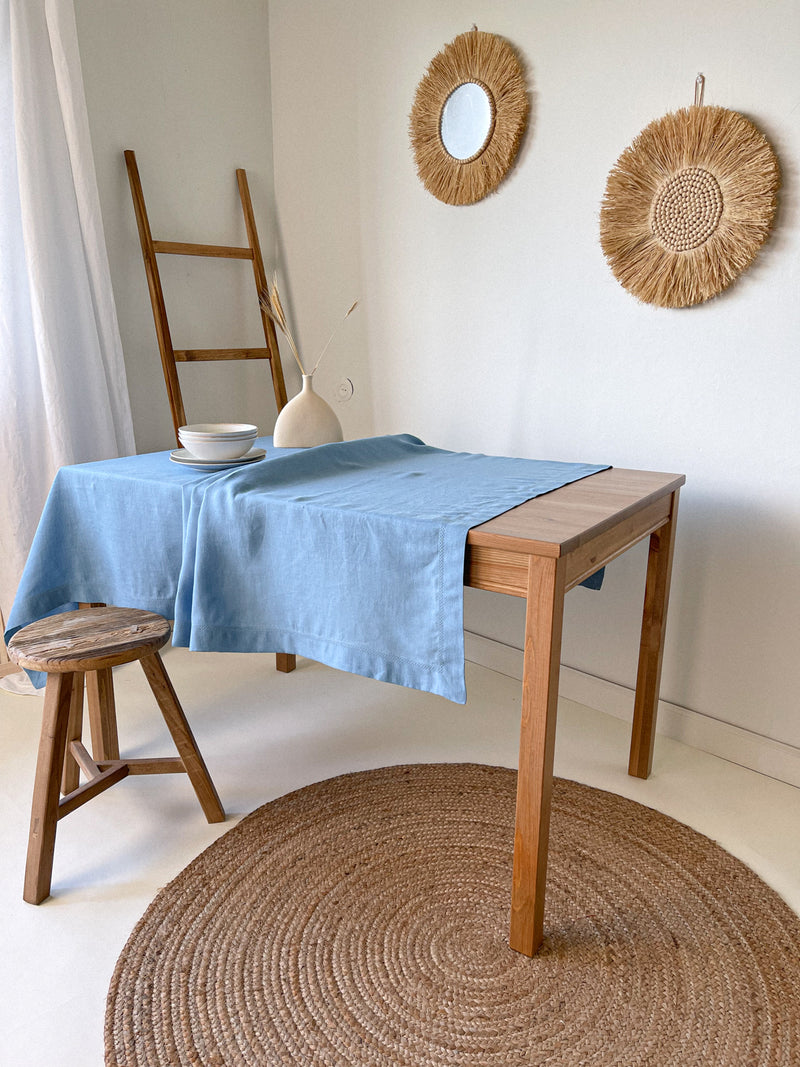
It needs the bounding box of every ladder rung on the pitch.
[174,348,271,362]
[153,240,254,260]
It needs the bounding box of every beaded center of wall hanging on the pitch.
[650,167,723,252]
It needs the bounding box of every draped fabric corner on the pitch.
[6,435,609,702]
[0,0,135,620]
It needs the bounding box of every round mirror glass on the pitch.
[439,82,494,160]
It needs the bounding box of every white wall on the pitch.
[73,0,281,455]
[74,1,799,765]
[268,0,800,755]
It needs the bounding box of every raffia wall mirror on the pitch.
[409,28,528,206]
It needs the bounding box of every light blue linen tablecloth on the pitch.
[6,435,608,702]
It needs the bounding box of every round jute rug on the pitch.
[106,764,800,1066]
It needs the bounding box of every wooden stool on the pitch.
[7,606,225,904]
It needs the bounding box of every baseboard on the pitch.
[464,631,800,790]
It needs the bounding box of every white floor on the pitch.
[1,649,799,1067]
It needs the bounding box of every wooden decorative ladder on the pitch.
[124,149,288,445]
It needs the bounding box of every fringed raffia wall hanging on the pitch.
[600,75,780,308]
[409,27,528,206]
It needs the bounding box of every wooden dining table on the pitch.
[8,441,683,958]
[472,467,684,955]
[275,465,684,957]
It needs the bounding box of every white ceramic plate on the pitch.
[169,447,266,471]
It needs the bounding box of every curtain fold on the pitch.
[0,0,135,619]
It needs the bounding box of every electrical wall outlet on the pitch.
[336,378,354,403]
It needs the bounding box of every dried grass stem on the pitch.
[260,275,358,377]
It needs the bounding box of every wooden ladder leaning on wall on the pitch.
[124,149,288,445]
[124,150,295,675]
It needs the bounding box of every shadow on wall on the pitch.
[665,490,800,725]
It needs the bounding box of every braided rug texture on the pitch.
[106,764,800,1066]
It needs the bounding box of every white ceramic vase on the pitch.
[272,374,343,448]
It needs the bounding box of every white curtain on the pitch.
[0,0,135,621]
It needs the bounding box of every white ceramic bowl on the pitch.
[178,423,258,461]
[179,423,258,439]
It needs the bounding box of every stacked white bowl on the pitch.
[178,423,258,461]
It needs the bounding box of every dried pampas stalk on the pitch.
[310,300,358,376]
[260,274,305,374]
[409,28,528,206]
[600,105,780,308]
[260,276,358,377]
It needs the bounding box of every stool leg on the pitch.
[25,672,74,904]
[139,652,225,824]
[86,667,120,761]
[61,672,85,795]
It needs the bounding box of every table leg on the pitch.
[628,490,680,779]
[509,553,566,957]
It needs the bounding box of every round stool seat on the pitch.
[8,607,171,674]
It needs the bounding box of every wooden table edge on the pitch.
[466,468,686,557]
[465,469,685,596]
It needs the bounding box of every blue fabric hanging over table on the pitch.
[6,435,608,702]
